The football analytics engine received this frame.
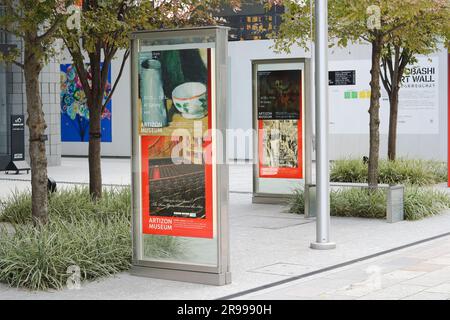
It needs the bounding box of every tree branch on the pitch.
[36,16,63,43]
[386,45,394,78]
[63,37,92,102]
[102,49,130,110]
[397,49,413,86]
[399,48,412,72]
[382,22,408,38]
[392,45,400,88]
[380,56,392,95]
[11,60,24,69]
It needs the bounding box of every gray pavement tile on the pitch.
[322,268,373,282]
[281,283,337,298]
[241,292,309,300]
[376,257,425,272]
[357,296,399,300]
[332,283,382,298]
[425,256,450,266]
[402,263,446,273]
[313,294,357,300]
[357,284,428,300]
[402,291,450,300]
[379,270,425,288]
[404,267,450,287]
[405,245,450,260]
[424,282,450,294]
[248,263,315,277]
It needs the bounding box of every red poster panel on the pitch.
[140,49,213,238]
[141,136,213,238]
[257,70,303,179]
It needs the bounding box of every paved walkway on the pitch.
[239,235,450,300]
[1,158,450,299]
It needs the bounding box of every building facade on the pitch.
[1,3,449,171]
[0,4,61,171]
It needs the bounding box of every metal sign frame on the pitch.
[251,58,313,204]
[130,27,231,286]
[10,115,25,161]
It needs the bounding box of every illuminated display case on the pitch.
[252,59,313,204]
[130,27,231,285]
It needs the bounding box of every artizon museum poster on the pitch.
[257,69,303,179]
[139,48,214,239]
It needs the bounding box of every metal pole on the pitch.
[311,0,336,250]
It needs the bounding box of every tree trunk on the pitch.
[387,86,399,161]
[368,38,383,189]
[23,45,48,225]
[87,55,104,200]
[88,93,102,200]
[386,46,411,162]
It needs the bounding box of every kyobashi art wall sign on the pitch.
[257,69,303,179]
[60,63,112,142]
[139,48,213,239]
[329,56,440,135]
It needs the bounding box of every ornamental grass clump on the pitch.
[330,158,447,186]
[403,187,450,220]
[0,186,183,291]
[0,214,130,291]
[330,188,386,219]
[0,187,130,225]
[288,187,450,221]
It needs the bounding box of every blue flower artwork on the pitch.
[60,63,112,142]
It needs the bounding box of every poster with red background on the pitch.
[140,49,213,239]
[257,70,303,179]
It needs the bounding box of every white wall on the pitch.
[328,43,448,161]
[228,40,448,161]
[59,41,448,162]
[227,39,311,160]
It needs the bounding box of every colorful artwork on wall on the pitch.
[60,63,112,142]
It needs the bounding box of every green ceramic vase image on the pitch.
[140,59,168,128]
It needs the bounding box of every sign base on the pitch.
[130,265,232,286]
[310,242,336,250]
[4,160,30,174]
[252,194,290,205]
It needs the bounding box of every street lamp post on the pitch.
[310,0,336,250]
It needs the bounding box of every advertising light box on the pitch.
[139,47,213,239]
[257,68,303,179]
[130,27,230,286]
[252,59,310,203]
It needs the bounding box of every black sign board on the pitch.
[217,3,284,41]
[257,70,301,120]
[11,115,25,161]
[329,70,356,86]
